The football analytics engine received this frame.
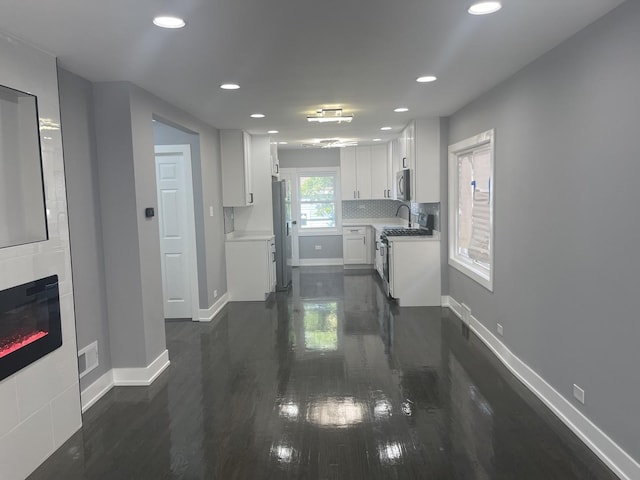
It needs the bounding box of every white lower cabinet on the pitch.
[342,227,373,265]
[225,236,276,301]
[389,238,441,306]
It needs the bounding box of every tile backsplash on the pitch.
[223,207,234,234]
[342,200,404,219]
[342,199,440,230]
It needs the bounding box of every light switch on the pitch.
[209,206,214,217]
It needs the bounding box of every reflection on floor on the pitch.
[28,267,618,479]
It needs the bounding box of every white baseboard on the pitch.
[298,258,344,266]
[80,369,114,413]
[198,293,229,322]
[445,295,640,480]
[112,350,170,387]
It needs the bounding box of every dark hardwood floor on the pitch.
[29,267,618,479]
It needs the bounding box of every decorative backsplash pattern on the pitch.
[223,207,234,234]
[342,200,404,218]
[342,199,440,230]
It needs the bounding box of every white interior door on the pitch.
[155,145,198,319]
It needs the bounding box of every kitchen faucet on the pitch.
[395,204,412,227]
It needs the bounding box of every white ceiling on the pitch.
[0,0,625,148]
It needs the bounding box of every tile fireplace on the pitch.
[0,275,61,382]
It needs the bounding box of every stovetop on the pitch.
[383,228,433,237]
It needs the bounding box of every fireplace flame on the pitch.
[0,331,48,359]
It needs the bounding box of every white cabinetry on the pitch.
[341,145,390,200]
[342,226,372,265]
[370,144,392,199]
[396,119,441,203]
[388,238,441,306]
[225,236,276,301]
[221,130,254,207]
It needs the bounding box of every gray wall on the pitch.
[58,68,111,389]
[153,120,208,309]
[279,148,340,168]
[130,84,226,311]
[299,236,343,259]
[447,0,640,460]
[93,82,150,368]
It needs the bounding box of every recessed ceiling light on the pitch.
[373,138,382,142]
[220,83,240,90]
[468,2,502,15]
[250,113,265,118]
[268,130,279,134]
[394,107,409,113]
[278,142,288,145]
[153,16,186,28]
[416,76,437,83]
[380,127,392,131]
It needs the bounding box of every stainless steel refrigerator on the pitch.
[272,180,292,290]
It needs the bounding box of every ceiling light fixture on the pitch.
[268,130,279,134]
[250,113,265,118]
[278,142,288,145]
[307,108,353,123]
[380,127,392,131]
[153,16,186,28]
[373,138,382,142]
[416,76,437,83]
[220,83,240,90]
[468,1,502,15]
[394,107,409,113]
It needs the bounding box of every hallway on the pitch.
[29,268,616,479]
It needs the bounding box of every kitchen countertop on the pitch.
[225,231,275,242]
[342,218,440,241]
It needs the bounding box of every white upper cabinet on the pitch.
[340,147,358,200]
[370,144,391,199]
[394,119,441,203]
[341,145,390,200]
[221,130,254,207]
[355,146,372,199]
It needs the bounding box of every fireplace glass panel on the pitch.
[0,275,61,381]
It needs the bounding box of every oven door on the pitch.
[381,237,391,296]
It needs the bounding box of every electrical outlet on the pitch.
[315,245,322,250]
[461,303,471,325]
[213,289,218,298]
[573,384,585,404]
[497,323,504,336]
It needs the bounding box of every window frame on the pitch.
[448,129,495,291]
[293,167,342,237]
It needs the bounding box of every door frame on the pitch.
[154,144,200,320]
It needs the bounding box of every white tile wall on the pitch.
[0,32,82,479]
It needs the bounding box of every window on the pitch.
[296,168,341,234]
[448,129,494,291]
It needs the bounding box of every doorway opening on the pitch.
[153,119,201,320]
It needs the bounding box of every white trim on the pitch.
[448,130,495,292]
[80,369,114,413]
[298,258,344,266]
[441,295,450,307]
[198,292,229,322]
[445,295,640,480]
[112,350,170,387]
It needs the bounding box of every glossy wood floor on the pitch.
[29,267,618,479]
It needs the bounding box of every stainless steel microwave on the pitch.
[396,169,411,201]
